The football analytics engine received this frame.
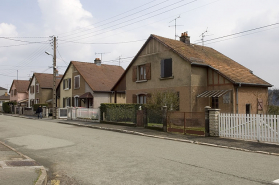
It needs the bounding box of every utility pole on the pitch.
[169,15,183,40]
[52,36,57,119]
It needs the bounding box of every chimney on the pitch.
[5,92,7,96]
[180,32,190,45]
[94,58,101,66]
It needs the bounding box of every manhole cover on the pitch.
[6,160,40,167]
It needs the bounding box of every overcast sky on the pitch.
[0,0,278,91]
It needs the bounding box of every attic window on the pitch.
[36,84,39,93]
[161,58,172,78]
[132,63,151,82]
[63,78,71,90]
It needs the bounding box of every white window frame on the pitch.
[137,94,147,104]
[74,75,80,89]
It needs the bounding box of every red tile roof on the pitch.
[34,73,63,89]
[71,61,124,91]
[10,80,30,93]
[152,34,271,86]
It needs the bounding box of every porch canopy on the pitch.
[197,89,231,98]
[79,92,93,99]
[18,98,28,103]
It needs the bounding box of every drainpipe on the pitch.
[236,83,241,113]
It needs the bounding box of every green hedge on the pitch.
[33,104,48,111]
[100,103,141,123]
[2,102,11,113]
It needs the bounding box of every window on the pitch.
[11,90,13,97]
[30,85,35,94]
[138,94,146,104]
[63,78,71,90]
[74,75,80,89]
[35,99,40,104]
[138,65,146,80]
[132,63,151,82]
[211,97,219,109]
[74,96,79,107]
[246,104,251,114]
[36,84,39,93]
[14,89,17,95]
[161,58,172,78]
[63,97,71,107]
[223,92,231,104]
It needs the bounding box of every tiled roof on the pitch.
[11,80,30,93]
[152,34,271,86]
[0,94,10,100]
[72,61,124,91]
[34,73,63,89]
[0,87,7,90]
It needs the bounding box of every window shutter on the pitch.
[164,59,172,78]
[63,79,65,89]
[176,92,180,111]
[72,97,74,107]
[132,94,137,103]
[69,78,71,89]
[78,98,81,107]
[132,66,137,82]
[69,97,71,107]
[146,63,151,80]
[160,60,164,78]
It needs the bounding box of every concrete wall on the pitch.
[93,92,111,108]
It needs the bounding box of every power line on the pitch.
[58,39,146,45]
[0,37,49,44]
[58,0,160,37]
[60,0,171,39]
[59,0,197,42]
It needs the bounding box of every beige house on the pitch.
[28,73,63,107]
[112,33,272,114]
[9,80,29,106]
[57,59,124,108]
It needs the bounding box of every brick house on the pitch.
[28,73,63,108]
[57,59,124,108]
[9,80,29,106]
[112,33,272,114]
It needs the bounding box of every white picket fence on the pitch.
[219,114,279,143]
[66,107,99,121]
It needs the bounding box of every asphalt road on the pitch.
[0,115,279,185]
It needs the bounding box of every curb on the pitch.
[0,141,48,185]
[56,121,279,157]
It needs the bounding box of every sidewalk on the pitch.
[0,140,47,185]
[10,113,279,156]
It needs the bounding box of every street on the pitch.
[0,115,278,185]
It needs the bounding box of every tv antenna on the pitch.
[169,15,183,40]
[95,52,109,61]
[199,27,213,48]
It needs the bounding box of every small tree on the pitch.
[268,88,279,115]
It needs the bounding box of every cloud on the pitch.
[0,23,18,36]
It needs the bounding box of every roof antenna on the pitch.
[199,27,213,49]
[169,15,183,40]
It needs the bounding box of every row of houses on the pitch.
[6,33,272,114]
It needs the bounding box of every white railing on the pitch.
[219,114,279,143]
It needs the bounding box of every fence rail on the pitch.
[219,114,279,143]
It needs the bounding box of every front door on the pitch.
[246,104,251,114]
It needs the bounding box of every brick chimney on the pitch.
[180,32,190,45]
[94,58,101,66]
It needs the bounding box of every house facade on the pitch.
[28,73,63,108]
[9,80,29,106]
[58,59,124,108]
[0,87,7,96]
[113,33,271,114]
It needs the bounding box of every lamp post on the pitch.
[45,36,57,119]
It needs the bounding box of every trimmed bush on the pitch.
[100,103,141,123]
[268,105,279,115]
[2,102,11,113]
